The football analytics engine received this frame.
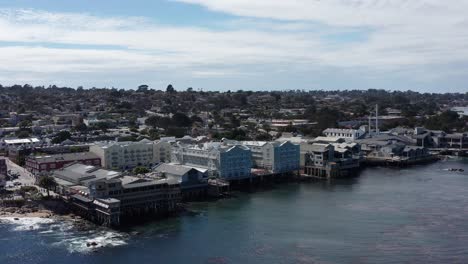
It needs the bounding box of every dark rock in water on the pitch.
[14,218,19,220]
[86,241,98,247]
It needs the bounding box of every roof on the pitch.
[71,194,92,203]
[154,163,207,177]
[123,179,169,189]
[324,128,360,133]
[306,143,331,153]
[27,152,99,164]
[313,136,344,143]
[94,139,154,149]
[3,138,40,144]
[53,163,121,185]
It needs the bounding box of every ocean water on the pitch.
[1,158,468,264]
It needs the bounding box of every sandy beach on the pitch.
[0,208,54,218]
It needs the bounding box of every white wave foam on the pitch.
[0,217,55,231]
[53,230,128,253]
[1,216,128,254]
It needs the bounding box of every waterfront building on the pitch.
[53,163,181,226]
[355,133,433,164]
[225,140,300,174]
[303,142,360,178]
[90,139,156,170]
[171,142,252,180]
[154,163,208,200]
[25,152,101,176]
[153,138,174,163]
[323,128,366,141]
[419,130,468,149]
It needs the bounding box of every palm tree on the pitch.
[38,176,57,197]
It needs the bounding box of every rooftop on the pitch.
[27,152,99,163]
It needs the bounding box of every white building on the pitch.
[226,140,300,174]
[0,137,41,152]
[451,107,468,117]
[323,128,366,141]
[153,137,175,164]
[89,139,156,170]
[171,142,252,180]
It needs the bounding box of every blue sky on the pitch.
[0,0,467,92]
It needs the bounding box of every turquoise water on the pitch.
[1,158,468,264]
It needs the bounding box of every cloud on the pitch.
[174,0,468,27]
[0,3,467,90]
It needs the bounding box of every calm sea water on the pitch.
[2,158,468,264]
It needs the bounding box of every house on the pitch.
[0,137,41,152]
[53,163,181,226]
[153,138,174,163]
[323,128,366,141]
[25,152,101,176]
[224,139,300,174]
[303,142,360,178]
[154,163,208,200]
[171,142,252,180]
[451,107,468,117]
[90,139,156,170]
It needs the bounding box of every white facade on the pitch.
[451,107,468,117]
[0,137,41,152]
[323,128,365,141]
[171,142,252,180]
[90,139,156,170]
[153,138,174,163]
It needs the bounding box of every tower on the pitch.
[375,104,379,135]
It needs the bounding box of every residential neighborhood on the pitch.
[0,86,467,227]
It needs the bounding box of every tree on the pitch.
[38,176,57,197]
[137,84,149,92]
[16,130,30,139]
[172,112,192,127]
[74,123,88,132]
[74,103,82,112]
[255,133,272,141]
[146,115,171,129]
[133,167,150,175]
[190,115,204,124]
[18,120,31,128]
[166,84,176,93]
[51,131,71,144]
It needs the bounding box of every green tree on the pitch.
[51,131,71,144]
[74,123,88,132]
[38,176,57,197]
[172,112,192,127]
[166,84,176,93]
[16,130,30,138]
[133,167,150,175]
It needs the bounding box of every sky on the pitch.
[0,0,467,92]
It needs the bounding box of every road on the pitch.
[2,157,56,196]
[4,158,35,187]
